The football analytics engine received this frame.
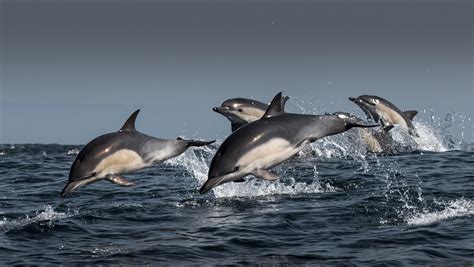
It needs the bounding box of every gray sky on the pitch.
[1,0,472,144]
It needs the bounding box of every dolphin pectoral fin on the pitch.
[252,169,279,181]
[403,110,418,120]
[105,174,134,187]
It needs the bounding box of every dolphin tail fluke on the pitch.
[178,137,216,147]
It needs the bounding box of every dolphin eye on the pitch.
[238,108,243,112]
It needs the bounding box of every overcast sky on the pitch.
[1,0,472,144]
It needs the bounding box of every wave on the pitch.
[406,198,474,226]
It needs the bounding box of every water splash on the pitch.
[0,205,73,232]
[67,149,80,155]
[406,198,474,226]
[166,145,337,198]
[211,175,337,198]
[165,102,470,200]
[165,145,213,185]
[293,99,471,154]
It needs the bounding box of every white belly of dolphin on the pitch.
[94,149,146,177]
[377,105,408,130]
[147,145,179,163]
[237,138,305,171]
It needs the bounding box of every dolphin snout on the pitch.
[348,97,357,102]
[200,177,223,194]
[213,106,230,113]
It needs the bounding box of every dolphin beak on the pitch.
[213,106,229,114]
[60,173,97,197]
[60,181,81,197]
[348,97,358,102]
[200,177,223,194]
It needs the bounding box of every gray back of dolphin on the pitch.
[213,96,289,131]
[201,92,377,194]
[61,110,214,197]
[349,95,419,137]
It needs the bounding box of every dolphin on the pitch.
[200,92,378,194]
[349,95,419,137]
[332,112,394,153]
[60,110,215,197]
[213,96,289,131]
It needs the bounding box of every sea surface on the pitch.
[0,113,473,265]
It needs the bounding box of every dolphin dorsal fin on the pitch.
[263,92,286,118]
[403,110,418,120]
[119,109,140,132]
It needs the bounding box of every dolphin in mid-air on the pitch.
[61,110,215,197]
[200,92,378,194]
[349,95,418,137]
[213,96,289,131]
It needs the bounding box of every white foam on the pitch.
[67,149,80,155]
[166,146,337,198]
[406,199,474,226]
[412,122,449,152]
[0,205,72,231]
[212,178,337,198]
[92,245,128,256]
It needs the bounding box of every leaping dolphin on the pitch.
[60,110,215,197]
[213,96,289,131]
[200,92,377,194]
[349,95,419,137]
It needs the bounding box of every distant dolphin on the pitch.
[213,96,289,131]
[332,112,394,153]
[349,95,419,137]
[200,92,377,194]
[60,110,215,197]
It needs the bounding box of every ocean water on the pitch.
[0,114,473,265]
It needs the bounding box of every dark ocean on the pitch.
[0,114,473,265]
